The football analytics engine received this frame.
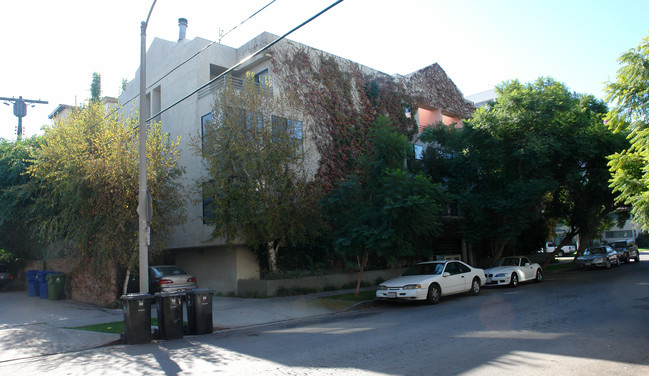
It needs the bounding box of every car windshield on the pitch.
[584,248,606,255]
[402,263,445,276]
[498,258,520,267]
[153,266,188,277]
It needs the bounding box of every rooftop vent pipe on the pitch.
[178,18,188,41]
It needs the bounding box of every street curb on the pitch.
[344,299,387,311]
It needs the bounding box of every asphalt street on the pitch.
[1,255,648,375]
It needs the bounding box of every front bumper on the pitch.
[376,288,427,301]
[485,277,511,286]
[575,260,607,268]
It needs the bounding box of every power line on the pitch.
[147,0,344,123]
[78,0,344,138]
[77,1,280,136]
[219,0,277,43]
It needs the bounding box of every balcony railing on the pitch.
[197,75,271,100]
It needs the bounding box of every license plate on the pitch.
[387,292,396,298]
[486,278,491,283]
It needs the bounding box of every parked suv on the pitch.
[610,240,640,263]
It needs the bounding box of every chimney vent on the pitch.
[178,18,188,41]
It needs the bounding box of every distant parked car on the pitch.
[575,246,620,270]
[376,260,486,304]
[539,241,577,256]
[609,240,640,263]
[484,256,543,287]
[0,264,14,289]
[148,265,197,293]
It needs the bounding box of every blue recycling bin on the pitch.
[27,270,40,297]
[38,271,59,299]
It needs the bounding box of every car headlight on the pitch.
[378,285,387,290]
[495,273,506,277]
[402,284,421,290]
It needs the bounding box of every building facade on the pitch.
[118,21,474,294]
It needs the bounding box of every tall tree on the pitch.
[90,72,101,102]
[0,136,42,258]
[196,73,315,273]
[321,116,446,295]
[421,78,620,260]
[606,34,649,230]
[543,95,629,254]
[27,101,185,272]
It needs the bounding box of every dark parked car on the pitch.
[609,240,640,263]
[575,245,620,270]
[0,264,14,289]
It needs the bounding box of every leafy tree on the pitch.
[0,136,42,258]
[90,72,101,102]
[543,95,629,253]
[606,34,649,230]
[196,73,316,273]
[321,116,446,294]
[421,78,623,260]
[26,101,185,272]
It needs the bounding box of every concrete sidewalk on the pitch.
[0,288,373,362]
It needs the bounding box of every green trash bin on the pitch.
[46,273,65,300]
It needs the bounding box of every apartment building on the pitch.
[118,20,474,294]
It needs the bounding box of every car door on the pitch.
[520,257,535,280]
[442,261,467,294]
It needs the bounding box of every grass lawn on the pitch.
[69,318,161,334]
[546,261,575,273]
[321,289,376,302]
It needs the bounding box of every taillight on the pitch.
[187,277,196,283]
[158,278,173,285]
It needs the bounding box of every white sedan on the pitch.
[484,256,543,287]
[376,260,486,304]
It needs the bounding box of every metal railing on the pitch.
[197,75,271,100]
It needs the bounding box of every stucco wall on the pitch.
[238,268,406,297]
[174,245,259,295]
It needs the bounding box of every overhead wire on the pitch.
[79,0,281,135]
[219,0,277,43]
[146,0,345,124]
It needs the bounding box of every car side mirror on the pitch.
[443,272,451,277]
[524,263,530,266]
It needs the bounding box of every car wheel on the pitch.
[535,269,543,283]
[509,273,519,288]
[426,284,441,304]
[606,259,611,269]
[469,278,481,295]
[636,255,641,263]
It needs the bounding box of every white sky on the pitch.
[1,0,648,140]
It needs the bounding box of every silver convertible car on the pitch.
[484,256,543,287]
[376,260,486,304]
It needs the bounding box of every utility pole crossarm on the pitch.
[1,96,49,139]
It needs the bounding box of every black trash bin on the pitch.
[121,293,154,345]
[186,288,214,335]
[154,291,185,340]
